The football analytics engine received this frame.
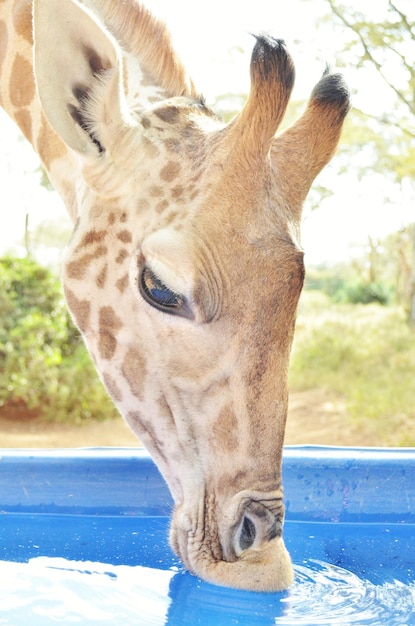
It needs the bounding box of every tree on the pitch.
[321,0,415,324]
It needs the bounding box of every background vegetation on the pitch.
[0,256,118,423]
[1,251,414,447]
[318,0,415,325]
[290,290,415,446]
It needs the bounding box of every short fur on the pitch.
[0,0,350,591]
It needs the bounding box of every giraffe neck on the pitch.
[0,0,81,221]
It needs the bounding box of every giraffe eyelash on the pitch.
[139,266,194,320]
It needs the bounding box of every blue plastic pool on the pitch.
[0,446,414,625]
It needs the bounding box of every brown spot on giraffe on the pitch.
[122,347,147,401]
[115,249,128,264]
[127,410,146,429]
[156,199,169,213]
[165,137,180,153]
[12,0,33,44]
[211,404,239,452]
[0,21,8,80]
[171,185,184,199]
[98,335,117,363]
[65,245,107,279]
[144,139,160,160]
[163,210,179,226]
[116,273,129,293]
[154,105,180,124]
[98,306,122,360]
[117,229,132,244]
[9,53,34,107]
[127,410,169,466]
[64,288,91,332]
[127,411,168,464]
[159,160,181,182]
[79,229,107,247]
[149,184,163,198]
[102,372,122,402]
[14,108,32,142]
[36,115,67,170]
[96,263,107,288]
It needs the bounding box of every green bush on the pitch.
[0,256,118,422]
[332,280,392,305]
[304,265,394,306]
[304,268,349,297]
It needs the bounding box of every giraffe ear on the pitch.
[33,0,130,156]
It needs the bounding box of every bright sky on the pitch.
[0,0,413,265]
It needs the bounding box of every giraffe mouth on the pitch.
[169,494,293,591]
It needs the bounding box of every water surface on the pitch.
[1,557,414,625]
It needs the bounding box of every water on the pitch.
[2,448,415,625]
[0,557,414,626]
[280,561,415,625]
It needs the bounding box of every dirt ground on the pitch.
[0,389,384,449]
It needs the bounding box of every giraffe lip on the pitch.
[169,491,290,590]
[170,521,293,591]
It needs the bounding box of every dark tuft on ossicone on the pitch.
[311,71,351,114]
[250,33,295,92]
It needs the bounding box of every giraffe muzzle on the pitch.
[169,492,293,591]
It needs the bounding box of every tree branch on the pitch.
[353,105,415,139]
[326,0,415,114]
[389,0,415,38]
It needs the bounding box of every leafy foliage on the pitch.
[332,280,392,305]
[305,223,415,307]
[0,256,118,422]
[323,0,415,181]
[317,1,415,325]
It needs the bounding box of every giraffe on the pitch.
[0,0,350,591]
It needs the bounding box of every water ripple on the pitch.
[279,560,415,625]
[0,557,414,625]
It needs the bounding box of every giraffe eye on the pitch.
[139,266,194,319]
[140,266,181,309]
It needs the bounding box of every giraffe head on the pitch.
[33,0,349,590]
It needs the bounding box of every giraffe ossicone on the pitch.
[0,0,350,591]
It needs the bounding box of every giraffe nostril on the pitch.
[239,515,257,551]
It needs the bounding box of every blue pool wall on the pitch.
[1,446,414,523]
